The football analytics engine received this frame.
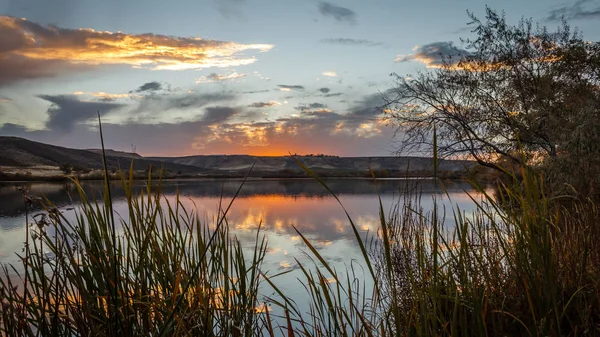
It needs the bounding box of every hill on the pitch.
[151,154,475,177]
[0,136,203,176]
[86,149,143,158]
[0,136,477,180]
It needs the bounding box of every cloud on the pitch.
[1,91,394,156]
[318,2,357,24]
[197,102,385,153]
[0,16,274,85]
[0,120,210,156]
[395,42,471,68]
[451,26,473,35]
[322,71,337,77]
[0,95,12,103]
[546,0,600,21]
[34,90,237,126]
[242,89,270,94]
[127,92,236,120]
[38,95,124,131]
[295,102,327,111]
[202,106,240,124]
[215,0,245,18]
[319,38,383,47]
[196,72,247,83]
[278,84,305,91]
[73,91,135,102]
[134,81,162,93]
[316,87,344,98]
[248,100,281,108]
[349,92,385,117]
[0,123,29,134]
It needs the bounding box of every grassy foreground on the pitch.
[1,163,599,336]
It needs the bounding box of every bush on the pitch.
[59,163,72,174]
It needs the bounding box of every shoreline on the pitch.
[0,168,478,183]
[1,164,496,183]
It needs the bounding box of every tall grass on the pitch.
[0,170,268,336]
[1,164,599,335]
[372,170,600,336]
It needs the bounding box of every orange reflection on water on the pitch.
[177,193,348,239]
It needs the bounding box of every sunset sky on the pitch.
[1,0,599,156]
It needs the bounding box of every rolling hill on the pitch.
[0,136,477,180]
[0,136,202,174]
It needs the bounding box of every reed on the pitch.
[1,149,598,336]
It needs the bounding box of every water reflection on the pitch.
[0,178,486,304]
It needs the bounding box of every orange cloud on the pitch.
[396,41,562,71]
[395,42,471,69]
[0,16,274,84]
[191,113,387,155]
[311,108,333,113]
[73,91,137,101]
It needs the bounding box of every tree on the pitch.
[382,7,600,185]
[59,163,73,174]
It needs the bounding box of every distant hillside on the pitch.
[150,154,476,177]
[0,137,201,174]
[86,149,143,158]
[0,136,478,180]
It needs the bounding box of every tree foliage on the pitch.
[383,8,600,193]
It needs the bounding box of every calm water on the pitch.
[0,178,486,309]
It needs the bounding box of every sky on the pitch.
[1,0,599,157]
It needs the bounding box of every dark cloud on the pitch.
[395,41,471,68]
[319,38,382,47]
[158,93,234,109]
[317,88,344,98]
[0,56,86,87]
[275,95,384,133]
[128,92,236,119]
[242,89,270,94]
[295,103,327,111]
[38,95,124,132]
[0,16,273,86]
[546,0,600,21]
[247,101,280,108]
[134,81,162,93]
[451,26,473,35]
[0,122,29,134]
[350,93,385,117]
[202,106,240,124]
[318,2,357,24]
[215,0,245,18]
[278,84,305,91]
[0,120,208,156]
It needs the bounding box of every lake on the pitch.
[0,178,487,311]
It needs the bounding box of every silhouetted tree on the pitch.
[383,7,600,193]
